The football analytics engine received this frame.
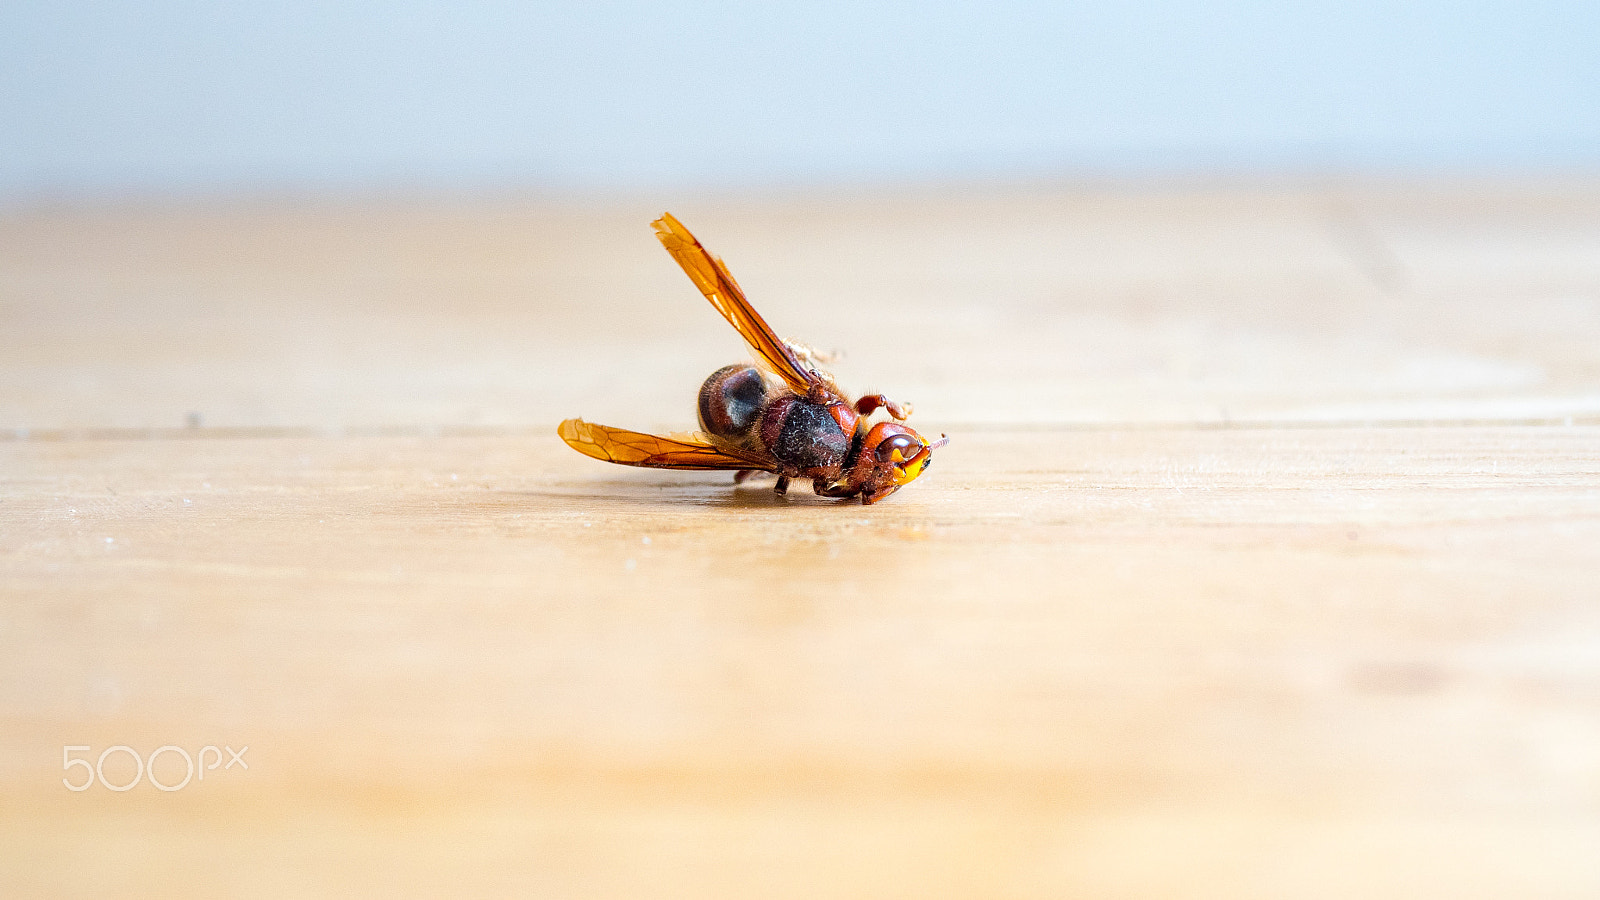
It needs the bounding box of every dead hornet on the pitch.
[559,214,946,504]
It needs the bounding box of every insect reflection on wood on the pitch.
[559,214,947,504]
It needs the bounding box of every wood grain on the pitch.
[2,180,1599,898]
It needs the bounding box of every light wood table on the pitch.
[4,181,1599,897]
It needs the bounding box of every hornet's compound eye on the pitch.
[875,433,921,464]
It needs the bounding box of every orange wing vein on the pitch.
[558,419,774,471]
[652,213,841,402]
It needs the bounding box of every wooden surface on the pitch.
[3,180,1599,897]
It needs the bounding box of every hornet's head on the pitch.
[844,422,949,503]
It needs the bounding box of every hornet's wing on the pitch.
[559,418,775,471]
[652,213,844,404]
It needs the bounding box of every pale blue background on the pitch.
[3,0,1597,200]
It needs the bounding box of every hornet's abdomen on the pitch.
[698,365,767,438]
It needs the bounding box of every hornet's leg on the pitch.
[860,485,902,505]
[733,469,758,484]
[855,394,913,421]
[774,475,791,496]
[813,478,860,500]
[784,340,840,367]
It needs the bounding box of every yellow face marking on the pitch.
[890,447,930,486]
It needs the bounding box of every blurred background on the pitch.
[4,0,1598,202]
